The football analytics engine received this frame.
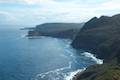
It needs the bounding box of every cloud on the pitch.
[100,0,120,10]
[0,0,55,5]
[0,0,120,25]
[0,11,17,25]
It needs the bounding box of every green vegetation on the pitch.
[27,23,84,39]
[72,14,120,80]
[74,63,120,80]
[72,14,120,60]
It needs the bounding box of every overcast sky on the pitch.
[0,0,120,25]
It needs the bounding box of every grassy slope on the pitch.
[72,14,120,80]
[75,63,120,80]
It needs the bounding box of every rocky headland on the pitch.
[71,14,120,80]
[27,23,84,39]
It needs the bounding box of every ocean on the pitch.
[0,28,103,80]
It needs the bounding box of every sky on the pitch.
[0,0,120,25]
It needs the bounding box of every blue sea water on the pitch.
[0,28,102,80]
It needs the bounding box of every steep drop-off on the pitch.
[72,14,120,61]
[28,23,84,39]
[71,14,120,80]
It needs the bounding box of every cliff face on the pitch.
[72,14,120,80]
[27,23,84,39]
[72,14,120,61]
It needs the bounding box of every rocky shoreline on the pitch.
[71,14,120,80]
[26,14,120,80]
[27,23,84,40]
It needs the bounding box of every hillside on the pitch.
[27,23,84,39]
[71,14,120,80]
[73,63,120,80]
[72,14,120,61]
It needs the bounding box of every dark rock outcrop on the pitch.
[27,23,84,39]
[71,14,120,80]
[72,14,120,61]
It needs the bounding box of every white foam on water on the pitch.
[32,38,103,80]
[64,68,86,80]
[64,52,103,80]
[34,62,72,80]
[33,51,103,80]
[82,52,103,64]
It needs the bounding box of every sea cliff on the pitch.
[71,14,120,80]
[27,23,84,39]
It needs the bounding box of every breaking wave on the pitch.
[32,51,103,80]
[31,38,103,80]
[82,52,103,64]
[33,62,72,80]
[64,68,86,80]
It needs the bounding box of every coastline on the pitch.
[65,52,103,80]
[70,14,120,80]
[65,68,86,80]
